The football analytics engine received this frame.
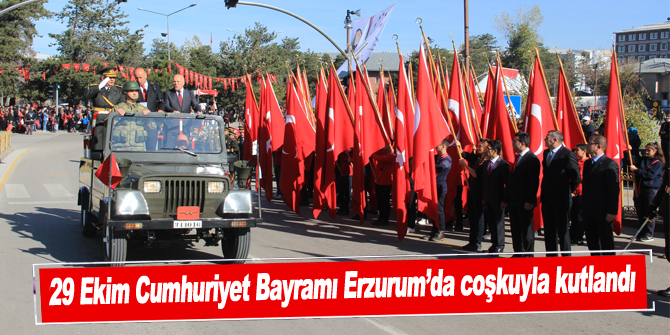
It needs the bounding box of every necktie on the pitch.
[142,86,147,101]
[512,154,520,171]
[488,161,493,176]
[547,150,554,164]
[177,90,183,106]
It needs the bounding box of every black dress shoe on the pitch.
[462,243,482,252]
[488,246,504,253]
[658,287,670,297]
[454,225,464,232]
[482,233,491,240]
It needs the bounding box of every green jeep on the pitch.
[78,112,260,265]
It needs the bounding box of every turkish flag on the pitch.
[312,68,330,218]
[243,74,259,165]
[524,57,558,231]
[62,64,71,70]
[603,52,628,235]
[466,69,483,139]
[94,153,123,189]
[258,76,285,201]
[313,67,355,219]
[83,63,90,72]
[352,68,390,223]
[393,54,414,240]
[482,66,495,136]
[413,45,451,224]
[448,53,477,152]
[377,71,394,141]
[190,71,194,85]
[73,63,81,72]
[279,77,316,215]
[488,65,517,164]
[556,66,586,150]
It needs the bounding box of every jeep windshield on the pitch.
[109,115,223,153]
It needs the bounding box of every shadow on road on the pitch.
[0,207,224,264]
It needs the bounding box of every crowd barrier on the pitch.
[0,131,10,155]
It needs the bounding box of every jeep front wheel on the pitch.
[105,225,127,266]
[221,228,250,264]
[81,206,97,237]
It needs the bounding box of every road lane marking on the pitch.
[0,147,32,195]
[5,184,30,198]
[43,183,74,198]
[364,318,409,335]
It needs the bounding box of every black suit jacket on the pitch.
[137,82,164,113]
[540,146,581,209]
[505,151,541,207]
[163,89,202,113]
[477,157,510,208]
[582,155,620,218]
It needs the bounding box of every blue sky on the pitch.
[32,0,670,57]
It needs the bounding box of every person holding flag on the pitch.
[582,135,620,256]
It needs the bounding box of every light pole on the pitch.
[138,3,197,63]
[344,9,361,55]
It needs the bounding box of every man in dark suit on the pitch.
[162,74,202,147]
[480,140,510,253]
[582,135,620,256]
[134,68,164,150]
[429,138,452,241]
[459,138,489,252]
[134,68,164,113]
[540,130,581,257]
[503,132,540,256]
[163,74,201,114]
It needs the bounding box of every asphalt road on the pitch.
[0,130,668,334]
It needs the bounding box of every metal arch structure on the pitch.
[233,1,347,57]
[0,0,43,17]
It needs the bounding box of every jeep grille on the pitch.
[163,180,206,214]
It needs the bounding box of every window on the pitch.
[651,44,658,51]
[662,32,670,39]
[618,35,626,41]
[661,54,668,58]
[618,45,625,52]
[661,43,669,51]
[649,55,657,59]
[630,34,636,41]
[651,32,658,39]
[638,56,646,62]
[639,33,646,40]
[639,44,646,52]
[628,45,636,52]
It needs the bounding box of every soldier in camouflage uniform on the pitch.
[110,81,151,151]
[85,67,124,113]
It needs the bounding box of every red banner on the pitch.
[37,255,647,323]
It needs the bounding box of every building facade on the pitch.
[615,21,670,62]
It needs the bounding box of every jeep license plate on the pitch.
[173,220,202,228]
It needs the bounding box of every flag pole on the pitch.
[352,56,391,144]
[613,48,633,163]
[533,48,560,131]
[463,63,483,139]
[556,54,587,144]
[453,40,480,143]
[393,35,415,116]
[107,154,112,222]
[496,51,520,132]
[326,55,355,122]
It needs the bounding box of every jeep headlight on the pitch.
[208,181,225,194]
[143,180,161,193]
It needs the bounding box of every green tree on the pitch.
[0,0,51,103]
[49,0,145,65]
[461,33,497,79]
[493,5,544,79]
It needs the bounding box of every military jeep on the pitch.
[78,112,260,264]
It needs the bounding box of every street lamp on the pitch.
[344,9,361,54]
[138,3,197,63]
[227,28,243,35]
